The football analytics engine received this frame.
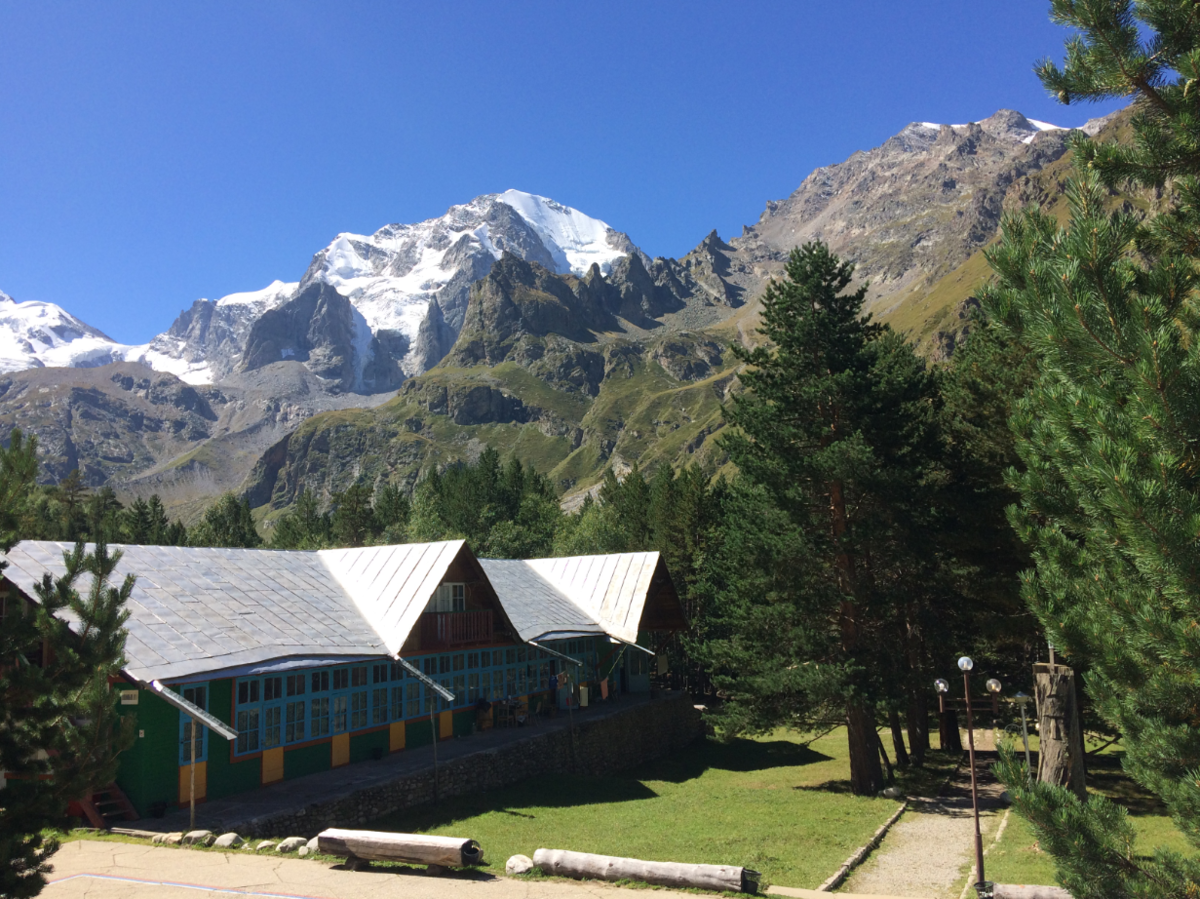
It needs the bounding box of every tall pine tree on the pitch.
[981,4,1200,892]
[717,242,939,795]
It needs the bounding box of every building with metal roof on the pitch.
[0,539,686,821]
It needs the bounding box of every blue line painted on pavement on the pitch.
[48,872,334,899]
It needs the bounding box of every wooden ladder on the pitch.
[78,783,139,829]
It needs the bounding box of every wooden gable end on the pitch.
[400,544,519,653]
[637,557,688,633]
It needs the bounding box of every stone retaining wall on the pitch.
[238,692,702,838]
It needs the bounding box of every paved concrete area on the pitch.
[44,840,724,899]
[840,753,1006,899]
[147,694,658,836]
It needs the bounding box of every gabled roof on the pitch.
[477,559,607,643]
[2,540,687,684]
[1,542,386,684]
[525,552,668,644]
[320,541,467,657]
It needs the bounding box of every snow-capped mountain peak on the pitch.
[306,190,636,381]
[495,189,627,275]
[0,290,125,373]
[0,191,641,389]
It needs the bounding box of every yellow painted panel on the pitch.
[178,761,207,804]
[389,721,405,752]
[439,710,452,739]
[331,733,350,767]
[261,747,284,784]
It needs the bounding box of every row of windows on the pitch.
[173,640,620,762]
[228,646,589,756]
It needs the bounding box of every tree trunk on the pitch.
[846,700,884,795]
[940,707,963,752]
[888,709,910,768]
[876,730,895,785]
[906,693,928,764]
[1034,663,1087,801]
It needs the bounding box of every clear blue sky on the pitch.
[0,1,1127,344]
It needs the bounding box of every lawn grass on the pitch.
[362,729,957,890]
[984,750,1196,887]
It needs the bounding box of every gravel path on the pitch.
[839,753,1007,899]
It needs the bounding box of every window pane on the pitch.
[236,709,260,753]
[351,692,368,729]
[310,698,329,738]
[264,706,281,748]
[467,673,479,703]
[372,688,388,725]
[333,696,348,732]
[439,655,451,675]
[406,682,420,718]
[264,677,282,702]
[351,667,368,688]
[286,701,305,743]
[452,653,465,672]
[467,652,479,670]
[391,685,404,720]
[453,675,465,706]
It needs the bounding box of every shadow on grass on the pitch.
[793,779,855,794]
[628,737,833,785]
[370,774,660,833]
[1087,753,1170,817]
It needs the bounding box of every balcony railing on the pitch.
[419,610,494,649]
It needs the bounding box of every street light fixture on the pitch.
[936,656,997,899]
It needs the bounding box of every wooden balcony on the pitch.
[419,610,494,649]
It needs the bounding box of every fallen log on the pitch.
[317,828,483,868]
[995,886,1072,899]
[532,848,759,893]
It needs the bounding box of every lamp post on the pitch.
[937,656,999,899]
[1014,691,1033,778]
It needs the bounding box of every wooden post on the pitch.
[1033,662,1087,800]
[429,703,439,802]
[188,714,196,832]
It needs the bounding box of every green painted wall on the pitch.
[406,718,433,748]
[204,679,261,801]
[115,689,179,817]
[349,729,388,764]
[453,709,474,737]
[285,742,331,780]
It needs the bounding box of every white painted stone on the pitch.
[256,841,277,852]
[881,786,904,799]
[298,846,311,858]
[306,836,319,853]
[506,854,535,875]
[213,833,243,849]
[276,837,306,853]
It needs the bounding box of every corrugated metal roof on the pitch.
[520,552,663,644]
[478,559,607,643]
[1,542,387,683]
[319,541,465,657]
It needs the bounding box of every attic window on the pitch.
[428,583,465,613]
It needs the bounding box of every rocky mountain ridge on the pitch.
[0,108,1128,515]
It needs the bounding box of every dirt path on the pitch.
[839,753,1007,899]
